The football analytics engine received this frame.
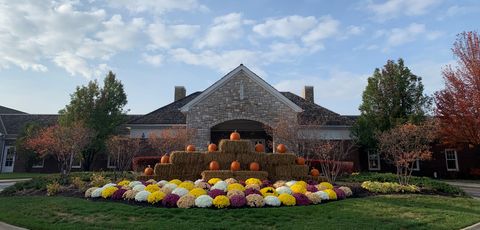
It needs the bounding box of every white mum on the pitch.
[102,183,117,188]
[157,180,169,187]
[133,184,146,192]
[211,181,227,191]
[172,187,189,197]
[195,195,213,208]
[276,186,292,195]
[286,180,297,187]
[315,191,329,200]
[194,179,204,186]
[264,196,281,206]
[129,181,143,187]
[135,191,151,202]
[91,187,104,198]
[163,183,178,191]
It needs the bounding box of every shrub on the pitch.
[211,181,228,191]
[244,188,261,196]
[46,181,62,196]
[293,193,311,206]
[85,187,98,198]
[90,173,110,187]
[208,189,225,198]
[195,195,213,208]
[71,177,87,190]
[145,184,160,193]
[178,181,194,191]
[264,195,281,206]
[123,190,138,200]
[189,188,207,197]
[334,188,346,200]
[361,181,419,193]
[227,190,244,198]
[162,194,180,207]
[275,186,292,195]
[290,184,306,194]
[306,193,322,204]
[278,193,296,206]
[207,178,222,185]
[172,187,189,197]
[169,179,182,185]
[147,191,166,204]
[227,183,245,192]
[229,195,246,208]
[324,189,338,200]
[245,178,262,186]
[101,186,118,199]
[111,189,127,200]
[177,195,196,208]
[260,187,277,197]
[135,191,151,202]
[245,194,265,207]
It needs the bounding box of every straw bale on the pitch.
[233,171,268,181]
[219,139,253,153]
[266,153,296,166]
[170,151,204,165]
[236,152,267,168]
[201,170,234,181]
[203,152,235,170]
[290,165,309,178]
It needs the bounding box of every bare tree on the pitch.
[265,119,301,153]
[106,135,141,172]
[148,127,197,155]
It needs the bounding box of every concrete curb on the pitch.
[461,222,480,230]
[0,178,32,183]
[0,221,28,230]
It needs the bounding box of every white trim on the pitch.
[127,124,187,128]
[180,65,303,113]
[107,155,116,169]
[445,149,459,171]
[368,150,381,171]
[71,156,82,169]
[2,146,15,172]
[412,159,420,171]
[32,157,45,168]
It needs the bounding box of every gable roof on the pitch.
[180,64,303,113]
[0,105,27,114]
[0,114,58,135]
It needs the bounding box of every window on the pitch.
[4,147,15,167]
[412,159,420,171]
[71,155,82,169]
[368,151,380,170]
[32,156,45,168]
[445,149,459,171]
[107,155,116,169]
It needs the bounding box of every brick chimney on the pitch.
[174,86,186,102]
[302,86,314,103]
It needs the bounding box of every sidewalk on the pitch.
[0,178,31,192]
[443,180,480,198]
[0,222,27,230]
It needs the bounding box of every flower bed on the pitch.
[84,178,353,209]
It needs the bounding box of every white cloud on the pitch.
[96,15,145,51]
[301,16,340,46]
[387,23,426,46]
[197,13,246,48]
[252,15,317,38]
[409,59,455,95]
[142,53,164,66]
[366,0,440,21]
[107,0,208,14]
[147,22,200,49]
[54,52,109,78]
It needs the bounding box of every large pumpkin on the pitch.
[208,143,217,152]
[209,161,220,171]
[144,165,154,175]
[276,144,287,153]
[296,157,305,165]
[230,160,240,171]
[310,168,320,177]
[186,144,196,152]
[230,131,240,140]
[249,162,260,171]
[255,143,265,152]
[160,155,170,164]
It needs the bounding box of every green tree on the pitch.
[15,123,42,172]
[59,71,128,170]
[351,59,431,150]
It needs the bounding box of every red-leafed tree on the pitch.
[106,135,141,172]
[435,31,480,146]
[26,122,93,179]
[148,127,197,155]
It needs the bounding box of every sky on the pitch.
[0,0,478,115]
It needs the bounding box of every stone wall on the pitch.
[185,70,299,150]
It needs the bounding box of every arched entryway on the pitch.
[210,119,272,152]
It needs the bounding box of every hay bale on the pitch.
[203,152,235,170]
[274,165,293,179]
[201,170,234,181]
[236,152,267,167]
[219,139,253,153]
[170,151,204,165]
[290,165,309,178]
[154,163,177,176]
[266,153,296,166]
[233,171,268,181]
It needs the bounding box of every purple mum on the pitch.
[261,180,272,188]
[244,188,261,196]
[229,195,247,208]
[293,193,311,206]
[111,189,127,200]
[307,184,318,193]
[208,189,226,199]
[334,188,346,200]
[162,194,180,207]
[307,180,317,185]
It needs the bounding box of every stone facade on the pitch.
[184,70,299,149]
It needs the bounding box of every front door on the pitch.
[2,146,15,173]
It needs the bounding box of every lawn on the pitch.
[0,172,54,180]
[0,195,479,230]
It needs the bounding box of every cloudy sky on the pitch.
[0,0,478,115]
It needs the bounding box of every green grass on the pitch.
[0,172,54,180]
[0,195,479,230]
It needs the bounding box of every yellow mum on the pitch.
[178,181,195,191]
[290,184,307,194]
[208,178,222,185]
[188,188,207,197]
[324,189,337,200]
[101,186,118,198]
[145,184,160,193]
[212,195,230,209]
[227,183,245,192]
[147,191,166,204]
[320,182,334,190]
[278,193,296,206]
[260,187,278,197]
[295,181,307,188]
[169,179,182,186]
[245,178,262,186]
[117,180,130,186]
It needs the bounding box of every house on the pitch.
[1,65,478,178]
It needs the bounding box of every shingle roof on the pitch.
[129,91,354,126]
[0,114,58,135]
[128,92,202,124]
[0,105,26,114]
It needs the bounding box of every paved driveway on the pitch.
[444,180,480,198]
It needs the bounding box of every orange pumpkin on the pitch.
[186,144,196,152]
[208,143,218,152]
[144,165,154,175]
[296,157,305,165]
[249,162,260,171]
[310,168,320,177]
[276,144,287,153]
[255,143,265,152]
[160,155,170,164]
[209,161,220,171]
[230,160,240,171]
[230,131,240,140]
